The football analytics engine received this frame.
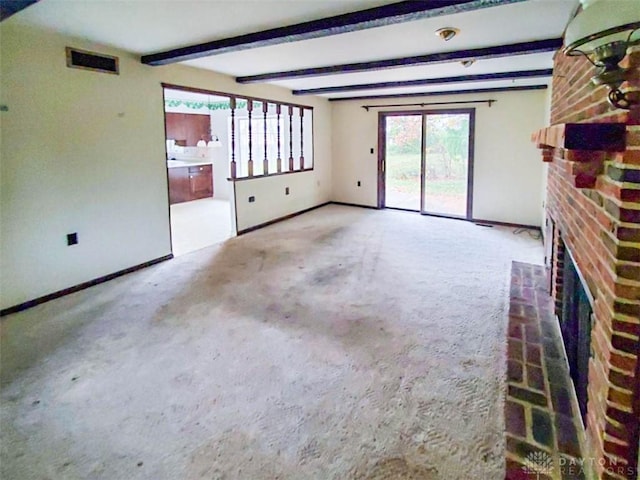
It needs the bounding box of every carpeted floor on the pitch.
[0,205,543,480]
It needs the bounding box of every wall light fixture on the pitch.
[563,0,640,109]
[207,136,222,148]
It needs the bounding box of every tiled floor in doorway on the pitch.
[505,262,585,480]
[170,197,232,256]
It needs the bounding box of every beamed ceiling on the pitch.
[5,0,580,100]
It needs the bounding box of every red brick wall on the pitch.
[546,49,640,480]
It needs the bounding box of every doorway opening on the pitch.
[163,86,235,256]
[378,109,474,219]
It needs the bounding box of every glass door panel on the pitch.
[384,115,422,211]
[422,113,470,218]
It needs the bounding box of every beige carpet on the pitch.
[0,205,543,480]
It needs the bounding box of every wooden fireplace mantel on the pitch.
[532,123,626,151]
[531,122,627,188]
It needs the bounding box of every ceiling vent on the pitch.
[66,47,119,75]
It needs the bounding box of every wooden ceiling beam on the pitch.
[141,0,526,66]
[0,0,39,21]
[236,38,563,84]
[292,69,554,95]
[327,84,548,102]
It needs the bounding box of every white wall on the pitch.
[0,24,331,310]
[540,87,553,236]
[210,109,231,200]
[331,90,548,226]
[234,171,324,232]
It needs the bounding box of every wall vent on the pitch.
[66,47,119,75]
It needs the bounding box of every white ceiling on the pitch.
[8,0,393,54]
[6,0,580,100]
[324,78,550,99]
[185,0,574,76]
[271,52,554,92]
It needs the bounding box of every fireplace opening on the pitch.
[560,247,594,423]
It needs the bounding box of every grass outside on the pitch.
[386,153,467,196]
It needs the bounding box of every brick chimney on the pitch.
[534,48,640,479]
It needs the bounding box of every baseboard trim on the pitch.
[386,206,420,213]
[331,204,541,233]
[0,254,173,317]
[329,204,541,234]
[471,218,540,231]
[330,201,379,210]
[1,211,540,316]
[236,202,331,235]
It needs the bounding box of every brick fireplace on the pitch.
[559,245,594,425]
[534,48,640,479]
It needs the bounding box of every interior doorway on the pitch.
[162,85,236,256]
[379,109,475,219]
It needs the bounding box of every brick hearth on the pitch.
[506,261,585,480]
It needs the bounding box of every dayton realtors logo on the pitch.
[522,452,639,478]
[523,451,554,479]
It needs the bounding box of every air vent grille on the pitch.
[66,47,119,75]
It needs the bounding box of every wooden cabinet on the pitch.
[165,113,183,144]
[165,113,211,146]
[189,165,213,199]
[168,166,190,204]
[168,164,213,204]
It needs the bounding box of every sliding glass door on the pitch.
[380,109,474,219]
[383,114,422,211]
[423,112,472,217]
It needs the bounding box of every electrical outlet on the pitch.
[285,187,290,195]
[370,148,374,154]
[248,196,255,203]
[67,233,78,246]
[357,181,361,187]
